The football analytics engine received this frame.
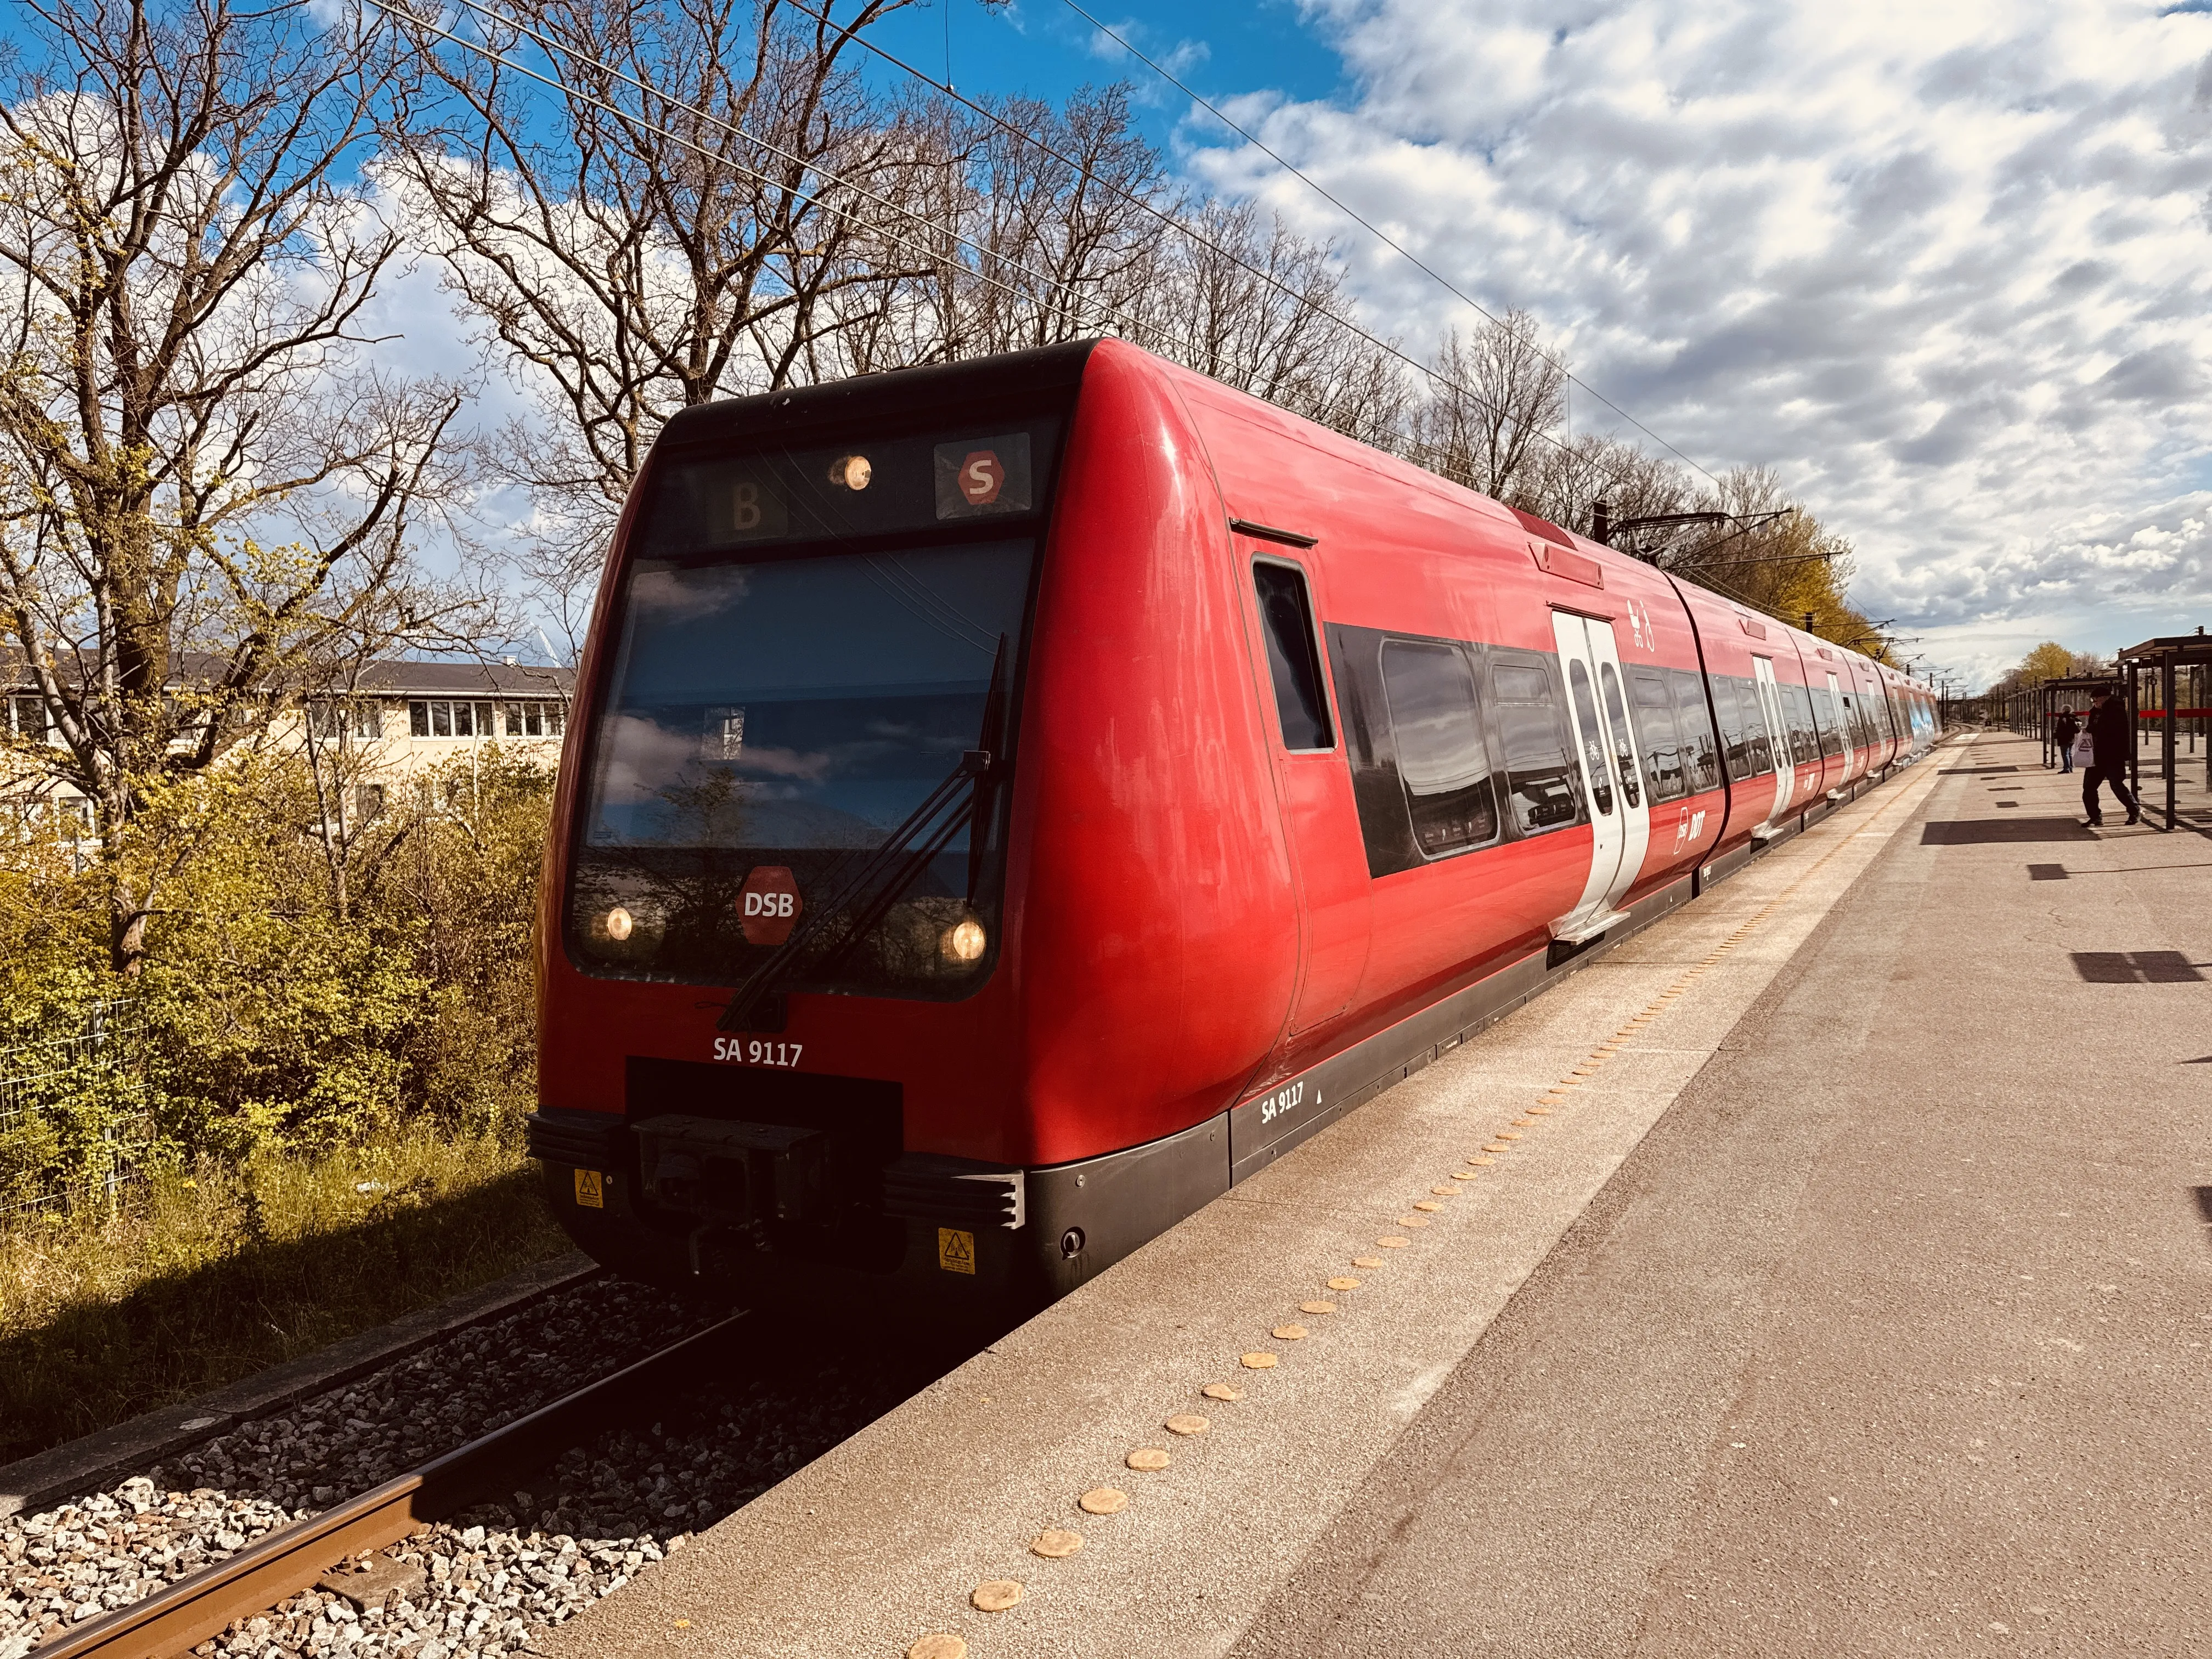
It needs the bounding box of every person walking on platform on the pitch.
[2053,707,2079,774]
[2082,686,2138,826]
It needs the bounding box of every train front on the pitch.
[526,348,1093,1324]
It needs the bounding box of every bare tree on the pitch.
[0,0,475,973]
[1409,310,1567,502]
[386,0,927,608]
[1150,200,1409,448]
[941,85,1170,355]
[1522,431,1690,537]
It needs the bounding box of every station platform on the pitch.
[541,733,2210,1659]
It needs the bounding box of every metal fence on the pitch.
[0,998,154,1220]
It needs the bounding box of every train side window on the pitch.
[1671,670,1722,792]
[1565,660,1614,816]
[1812,681,1843,759]
[1491,659,1582,836]
[1379,641,1499,857]
[1598,663,1641,811]
[1781,681,1820,766]
[1727,675,1775,777]
[1252,561,1334,751]
[1629,669,1685,802]
[1708,674,1748,780]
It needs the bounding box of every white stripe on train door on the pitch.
[1751,654,1796,824]
[1549,611,1637,940]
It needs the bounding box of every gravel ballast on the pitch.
[2,1272,965,1658]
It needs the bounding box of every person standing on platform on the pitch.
[2053,707,2079,774]
[2082,686,2138,826]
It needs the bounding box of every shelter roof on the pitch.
[2116,633,2212,667]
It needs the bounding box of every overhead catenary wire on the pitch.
[374,0,1111,345]
[752,0,1634,482]
[384,0,1663,501]
[1056,0,1731,495]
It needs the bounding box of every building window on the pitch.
[501,701,565,738]
[9,695,48,741]
[408,699,496,738]
[354,784,385,822]
[308,701,384,740]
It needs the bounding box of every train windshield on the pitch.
[568,419,1054,994]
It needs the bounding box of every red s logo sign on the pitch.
[960,450,1003,505]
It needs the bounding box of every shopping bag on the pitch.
[2070,732,2095,766]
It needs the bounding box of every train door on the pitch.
[1751,656,1796,824]
[1243,550,1371,1037]
[1550,611,1649,938]
[1825,672,1860,782]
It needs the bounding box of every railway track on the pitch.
[37,1317,748,1659]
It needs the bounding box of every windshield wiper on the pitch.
[716,639,1009,1032]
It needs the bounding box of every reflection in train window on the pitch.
[1379,641,1498,857]
[1252,562,1334,752]
[1566,659,1614,816]
[1492,660,1582,836]
[1630,669,1685,802]
[1672,670,1723,792]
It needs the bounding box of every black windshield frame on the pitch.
[560,397,1075,995]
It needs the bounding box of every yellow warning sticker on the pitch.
[574,1169,605,1209]
[937,1227,976,1274]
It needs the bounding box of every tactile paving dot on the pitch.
[1126,1447,1172,1471]
[1452,1171,1481,1181]
[1465,1158,1495,1167]
[1165,1413,1211,1436]
[972,1580,1024,1612]
[1328,1276,1362,1290]
[1079,1487,1129,1514]
[1300,1300,1336,1315]
[1378,1237,1411,1249]
[1272,1323,1309,1340]
[909,1637,967,1659]
[1496,1131,1523,1141]
[1353,1256,1386,1268]
[1240,1351,1279,1368]
[1430,1185,1460,1195]
[1396,1215,1430,1228]
[1483,1143,1511,1154]
[1526,1108,1553,1116]
[1413,1199,1442,1211]
[1201,1383,1245,1401]
[1031,1530,1084,1559]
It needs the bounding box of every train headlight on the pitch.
[943,919,986,962]
[828,454,872,490]
[605,906,635,941]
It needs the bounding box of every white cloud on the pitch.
[1179,0,2212,685]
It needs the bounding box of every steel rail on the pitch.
[39,1313,748,1659]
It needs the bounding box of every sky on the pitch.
[14,0,2205,687]
[861,0,2212,690]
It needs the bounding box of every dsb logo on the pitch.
[737,866,803,946]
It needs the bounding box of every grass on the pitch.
[0,1127,571,1466]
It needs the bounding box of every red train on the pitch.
[527,340,1937,1320]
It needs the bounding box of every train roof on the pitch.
[656,341,1101,452]
[650,338,1911,685]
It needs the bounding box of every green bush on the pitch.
[0,742,555,1188]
